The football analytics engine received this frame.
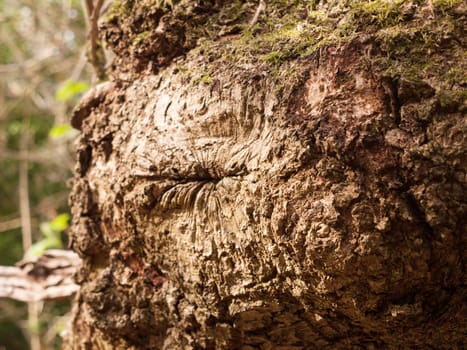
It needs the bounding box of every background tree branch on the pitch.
[0,250,81,303]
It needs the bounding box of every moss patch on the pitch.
[101,0,466,96]
[202,0,466,89]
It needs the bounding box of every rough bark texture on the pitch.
[67,1,466,349]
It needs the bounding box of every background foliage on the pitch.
[0,0,93,348]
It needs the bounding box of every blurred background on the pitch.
[0,0,93,348]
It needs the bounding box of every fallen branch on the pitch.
[0,250,81,302]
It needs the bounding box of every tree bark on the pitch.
[66,1,466,349]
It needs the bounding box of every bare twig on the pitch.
[18,120,41,350]
[70,48,89,81]
[0,49,56,74]
[0,218,22,233]
[19,120,32,252]
[88,0,106,79]
[0,150,73,167]
[82,0,94,22]
[249,0,266,28]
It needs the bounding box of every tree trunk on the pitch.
[66,1,466,349]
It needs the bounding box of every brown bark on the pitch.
[66,1,466,349]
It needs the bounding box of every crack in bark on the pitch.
[382,78,401,126]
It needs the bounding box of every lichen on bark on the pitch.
[66,1,466,349]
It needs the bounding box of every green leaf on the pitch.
[49,123,77,139]
[55,320,66,334]
[55,80,90,102]
[28,319,40,333]
[39,222,55,239]
[25,237,63,258]
[24,214,69,258]
[49,213,70,232]
[7,120,22,135]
